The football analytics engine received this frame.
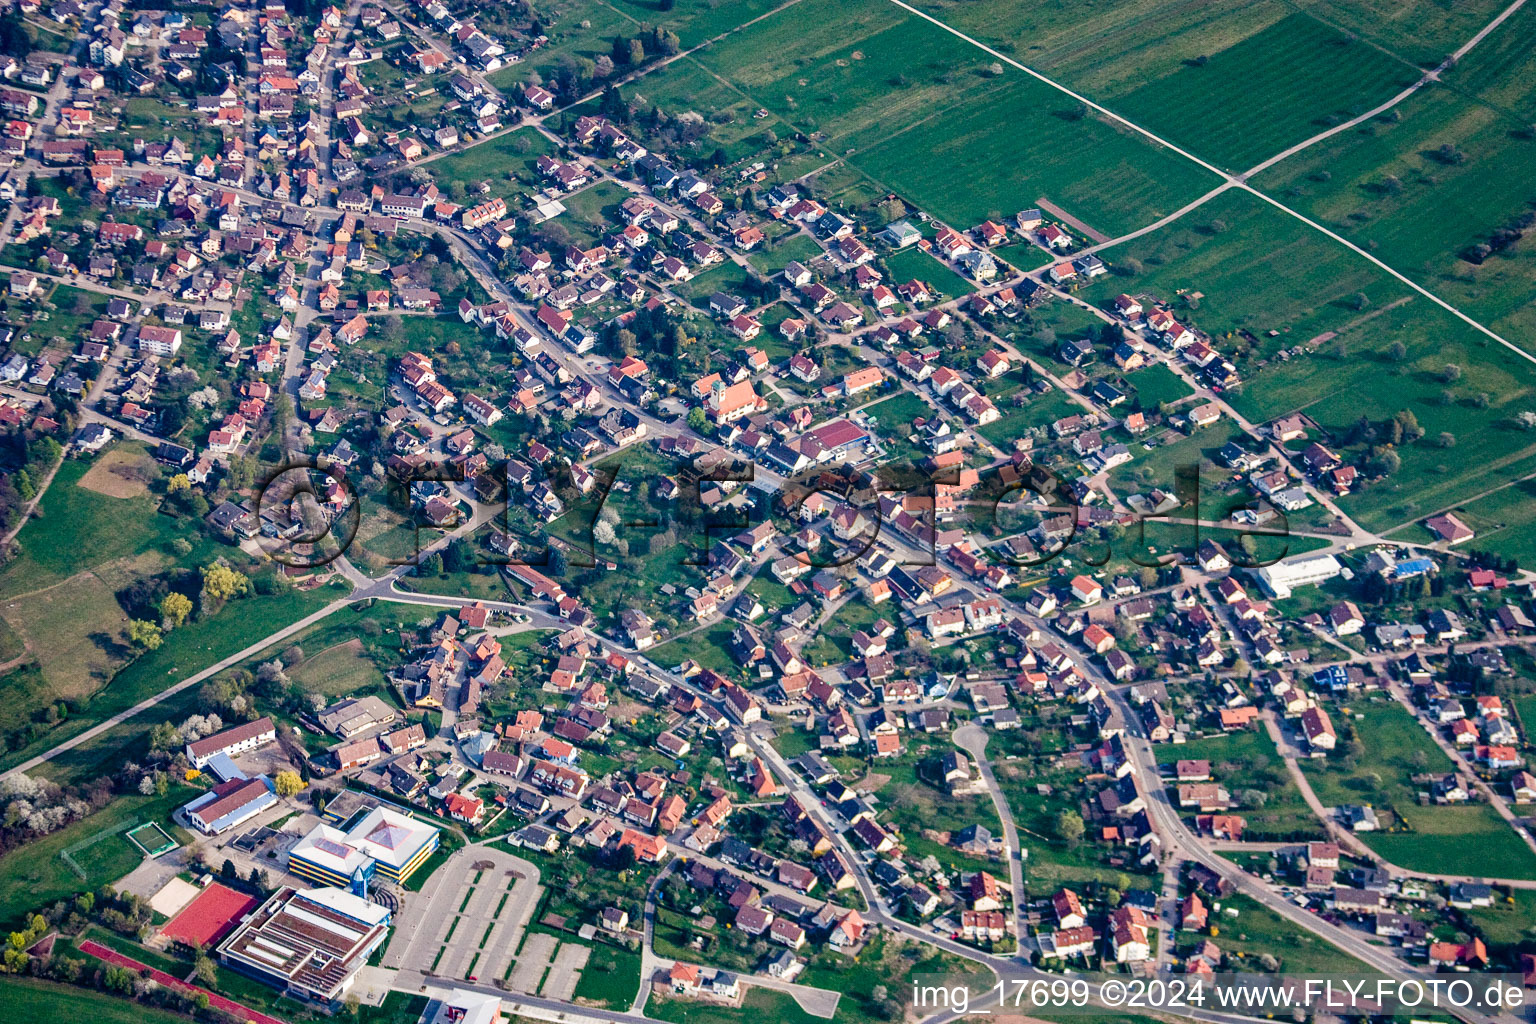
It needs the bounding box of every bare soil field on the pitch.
[78,449,158,499]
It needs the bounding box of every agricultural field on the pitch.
[615,0,1220,236]
[0,456,192,599]
[1111,13,1419,171]
[1078,189,1536,535]
[1253,2,1536,345]
[26,583,340,789]
[904,0,1502,99]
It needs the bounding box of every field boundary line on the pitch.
[882,0,1536,369]
[0,597,352,782]
[1379,464,1536,538]
[1241,0,1533,179]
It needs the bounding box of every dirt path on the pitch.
[1035,196,1110,244]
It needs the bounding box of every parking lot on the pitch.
[380,844,541,984]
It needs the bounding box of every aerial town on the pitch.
[0,0,1535,1023]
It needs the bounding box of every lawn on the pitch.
[1414,476,1536,566]
[882,246,974,299]
[15,584,342,785]
[425,126,559,193]
[290,639,387,696]
[1298,703,1536,877]
[0,457,178,598]
[1365,803,1536,879]
[974,388,1082,451]
[646,932,992,1024]
[1079,189,1536,535]
[1106,420,1243,498]
[649,620,745,677]
[671,261,760,307]
[747,232,825,276]
[571,941,642,1010]
[32,285,112,354]
[1123,362,1193,409]
[1461,888,1536,957]
[1299,702,1449,808]
[0,977,200,1024]
[993,760,1158,891]
[552,179,635,246]
[648,988,827,1024]
[1209,893,1376,974]
[0,784,196,928]
[1160,729,1323,839]
[863,390,940,462]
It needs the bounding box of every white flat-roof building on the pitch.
[288,805,439,888]
[1253,552,1343,599]
[217,886,390,1007]
[424,992,502,1024]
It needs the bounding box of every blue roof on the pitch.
[1395,558,1435,577]
[204,752,247,782]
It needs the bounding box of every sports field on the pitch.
[0,786,194,927]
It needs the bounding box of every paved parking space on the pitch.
[508,931,556,993]
[539,942,590,1000]
[381,845,542,983]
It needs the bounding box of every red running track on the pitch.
[78,939,292,1024]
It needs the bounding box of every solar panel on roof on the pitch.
[314,837,355,858]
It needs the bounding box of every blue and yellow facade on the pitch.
[287,806,440,889]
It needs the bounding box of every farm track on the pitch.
[882,0,1536,371]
